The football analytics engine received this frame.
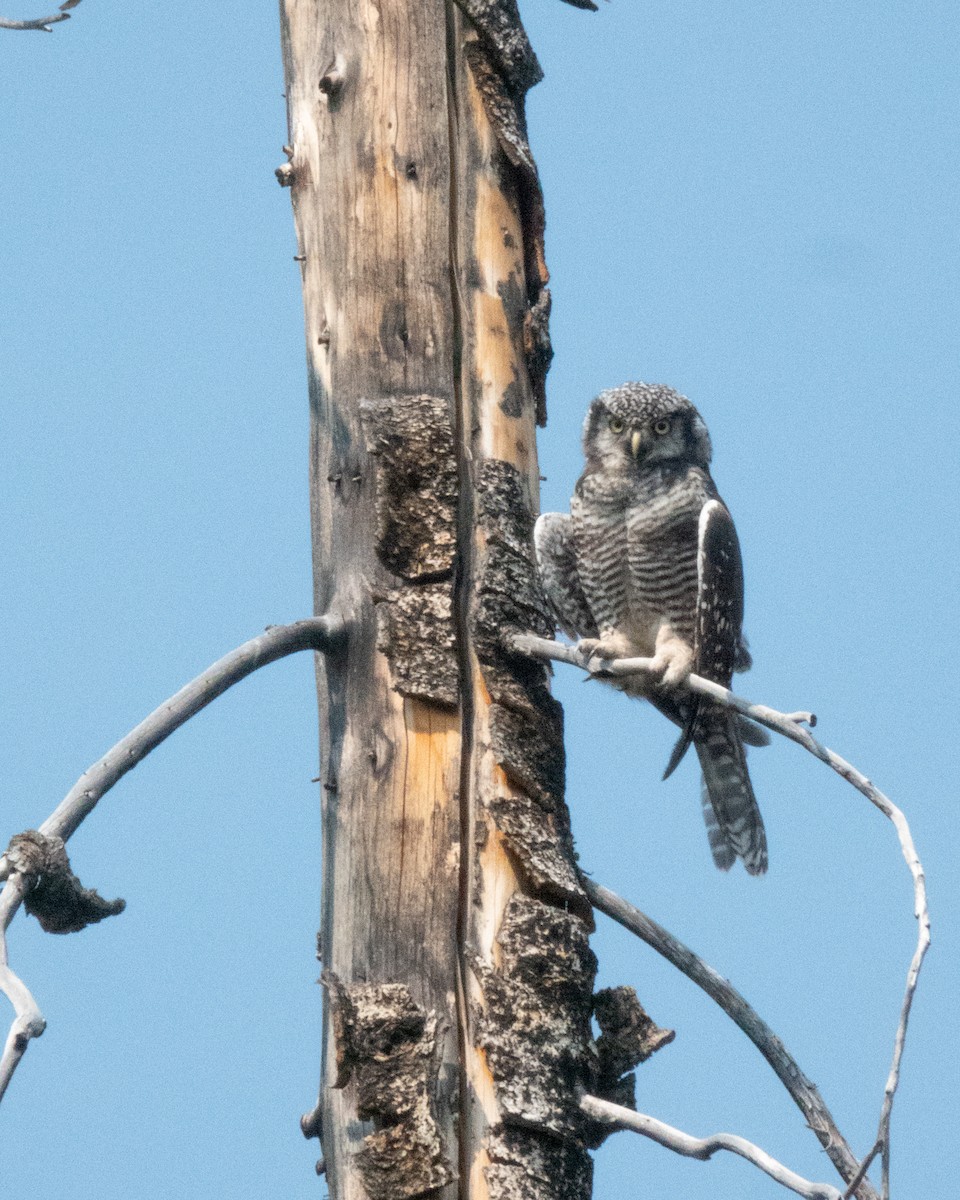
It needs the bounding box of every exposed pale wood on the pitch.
[451,24,536,1189]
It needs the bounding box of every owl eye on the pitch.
[653,418,671,436]
[609,417,625,434]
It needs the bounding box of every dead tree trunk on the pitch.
[279,3,601,1198]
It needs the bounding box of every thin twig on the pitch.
[0,0,78,32]
[0,616,343,1099]
[843,1143,882,1200]
[512,632,929,1200]
[582,878,878,1200]
[580,1093,844,1200]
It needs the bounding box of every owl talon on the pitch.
[576,634,631,670]
[576,638,604,660]
[659,660,693,688]
[576,641,612,674]
[649,628,694,689]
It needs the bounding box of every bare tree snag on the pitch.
[279,2,603,1197]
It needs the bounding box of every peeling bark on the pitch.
[359,393,460,707]
[359,394,458,582]
[594,986,676,1085]
[486,1129,593,1200]
[324,974,456,1199]
[376,583,459,709]
[460,39,551,421]
[450,4,609,1194]
[471,896,597,1139]
[588,987,676,1141]
[453,0,544,95]
[488,796,585,917]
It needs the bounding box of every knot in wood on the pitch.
[5,830,69,879]
[319,54,345,101]
[5,829,125,935]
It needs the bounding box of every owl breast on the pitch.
[572,464,710,655]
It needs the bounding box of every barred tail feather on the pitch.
[700,776,736,871]
[695,713,768,876]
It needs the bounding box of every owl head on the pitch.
[582,382,713,472]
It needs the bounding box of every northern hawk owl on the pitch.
[535,382,768,875]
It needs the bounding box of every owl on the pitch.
[535,382,769,875]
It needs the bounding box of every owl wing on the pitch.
[692,500,768,874]
[662,498,744,778]
[695,498,744,682]
[534,512,598,640]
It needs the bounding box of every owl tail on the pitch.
[695,711,768,876]
[660,699,770,782]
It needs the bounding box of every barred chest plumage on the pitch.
[571,462,715,653]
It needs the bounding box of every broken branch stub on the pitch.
[592,985,675,1122]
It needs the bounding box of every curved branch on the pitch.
[0,616,343,1100]
[580,1093,844,1200]
[512,632,928,1200]
[0,1,78,31]
[3,615,343,862]
[0,876,45,1103]
[583,878,878,1200]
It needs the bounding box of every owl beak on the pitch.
[630,429,644,458]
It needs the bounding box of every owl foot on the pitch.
[576,633,634,670]
[648,628,694,689]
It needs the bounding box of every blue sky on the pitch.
[2,3,957,1197]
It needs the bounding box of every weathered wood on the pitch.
[279,4,462,1195]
